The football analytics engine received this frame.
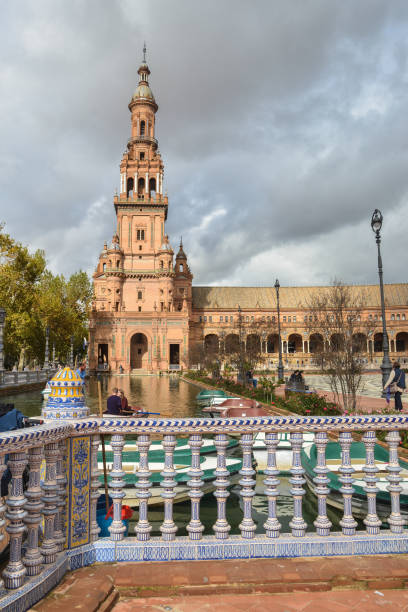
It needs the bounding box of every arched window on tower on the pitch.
[138,177,145,198]
[140,120,145,136]
[179,263,184,272]
[149,177,156,199]
[126,177,134,198]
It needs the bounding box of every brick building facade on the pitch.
[88,57,408,373]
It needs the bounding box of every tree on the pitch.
[304,281,374,412]
[0,223,92,367]
[192,312,276,382]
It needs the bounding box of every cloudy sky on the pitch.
[1,0,408,287]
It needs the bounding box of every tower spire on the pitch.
[143,42,147,63]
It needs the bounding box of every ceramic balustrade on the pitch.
[0,414,407,609]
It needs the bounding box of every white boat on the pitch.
[98,454,243,507]
[253,431,315,473]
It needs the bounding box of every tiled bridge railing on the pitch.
[1,414,408,611]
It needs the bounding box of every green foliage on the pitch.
[282,391,342,416]
[0,223,92,367]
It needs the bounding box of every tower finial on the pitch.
[180,236,183,248]
[143,42,147,63]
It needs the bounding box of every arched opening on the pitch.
[396,332,408,353]
[140,120,145,136]
[246,334,261,354]
[149,177,156,199]
[204,334,219,355]
[126,177,134,198]
[267,333,279,353]
[374,333,383,353]
[179,263,184,272]
[288,333,302,354]
[137,177,145,198]
[130,333,148,369]
[225,334,239,354]
[352,333,367,353]
[330,333,344,352]
[309,333,323,353]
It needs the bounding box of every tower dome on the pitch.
[130,45,158,111]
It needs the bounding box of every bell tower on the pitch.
[90,47,193,374]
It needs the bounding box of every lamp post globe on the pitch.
[371,209,392,395]
[274,279,284,382]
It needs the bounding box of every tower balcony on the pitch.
[127,135,158,150]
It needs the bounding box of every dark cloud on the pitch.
[0,0,407,287]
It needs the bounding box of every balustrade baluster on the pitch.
[54,440,67,552]
[289,432,307,537]
[187,434,204,540]
[0,455,6,590]
[213,434,231,540]
[313,432,331,536]
[238,433,256,539]
[90,435,101,542]
[386,430,404,533]
[41,442,59,564]
[362,431,381,535]
[160,435,178,540]
[263,433,281,538]
[3,451,27,589]
[338,432,357,536]
[109,434,126,541]
[22,446,44,575]
[135,434,152,541]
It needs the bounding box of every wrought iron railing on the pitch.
[0,413,408,610]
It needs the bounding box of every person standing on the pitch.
[384,361,406,412]
[76,362,86,381]
[105,388,122,415]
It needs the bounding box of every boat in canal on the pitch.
[202,397,261,417]
[98,452,243,507]
[301,441,408,521]
[196,388,238,407]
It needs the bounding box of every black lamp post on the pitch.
[70,335,74,368]
[43,325,50,370]
[237,304,245,384]
[371,209,392,395]
[274,279,284,381]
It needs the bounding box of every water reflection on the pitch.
[0,375,201,418]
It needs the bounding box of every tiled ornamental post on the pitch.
[41,366,93,550]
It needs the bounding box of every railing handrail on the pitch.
[0,413,406,454]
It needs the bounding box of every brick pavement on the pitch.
[31,555,408,612]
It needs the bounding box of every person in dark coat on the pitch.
[105,388,122,415]
[384,361,406,412]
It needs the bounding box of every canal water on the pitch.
[1,375,350,535]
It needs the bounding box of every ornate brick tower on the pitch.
[89,48,192,373]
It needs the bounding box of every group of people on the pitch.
[288,370,305,386]
[105,387,134,415]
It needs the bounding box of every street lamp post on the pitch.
[43,325,50,370]
[274,279,284,381]
[0,308,5,385]
[371,209,392,395]
[237,305,244,384]
[70,336,74,368]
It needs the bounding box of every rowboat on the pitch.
[196,389,238,407]
[98,453,243,507]
[301,441,408,520]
